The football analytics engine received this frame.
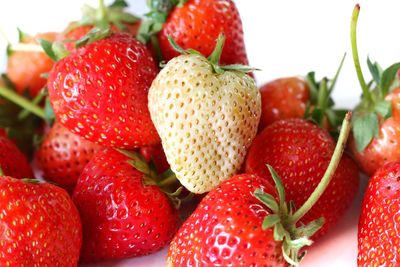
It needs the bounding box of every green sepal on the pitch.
[17,27,28,42]
[367,57,382,86]
[75,27,112,49]
[266,164,286,211]
[254,189,279,213]
[304,53,347,132]
[39,39,69,62]
[374,100,392,119]
[262,214,280,230]
[72,0,139,33]
[380,62,400,96]
[273,222,288,241]
[44,97,56,126]
[38,39,58,61]
[296,217,325,238]
[167,33,258,74]
[352,111,379,152]
[21,178,41,184]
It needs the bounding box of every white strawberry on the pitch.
[148,34,261,194]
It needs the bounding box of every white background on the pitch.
[0,1,396,266]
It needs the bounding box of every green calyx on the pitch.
[116,149,188,209]
[254,112,352,266]
[137,0,188,44]
[304,53,348,134]
[67,0,139,33]
[351,4,400,152]
[168,33,258,74]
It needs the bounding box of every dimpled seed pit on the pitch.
[148,54,261,193]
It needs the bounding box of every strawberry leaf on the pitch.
[380,62,400,96]
[374,100,392,119]
[367,57,382,85]
[352,111,379,152]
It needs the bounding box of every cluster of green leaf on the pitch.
[352,59,400,152]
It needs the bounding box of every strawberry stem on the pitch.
[97,0,108,28]
[289,112,352,224]
[351,4,373,104]
[0,86,45,119]
[18,88,47,120]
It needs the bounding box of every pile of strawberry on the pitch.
[0,1,399,266]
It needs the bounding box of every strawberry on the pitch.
[349,5,400,175]
[138,0,249,65]
[139,144,170,174]
[168,114,353,266]
[167,174,287,266]
[62,0,140,51]
[0,176,82,266]
[245,118,360,238]
[47,32,160,149]
[0,132,33,178]
[7,31,58,97]
[358,161,400,265]
[259,77,309,129]
[258,57,346,132]
[34,122,102,194]
[148,35,260,194]
[73,148,179,262]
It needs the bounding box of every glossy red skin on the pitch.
[48,33,160,149]
[159,0,249,66]
[7,32,57,97]
[351,88,400,176]
[139,144,170,174]
[73,148,179,262]
[34,122,102,194]
[0,134,33,178]
[167,174,286,266]
[62,22,141,51]
[0,176,82,266]
[245,119,360,238]
[358,162,400,265]
[259,77,310,130]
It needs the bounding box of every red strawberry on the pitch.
[167,174,286,266]
[245,119,360,238]
[139,0,248,65]
[358,161,400,265]
[34,122,102,194]
[47,32,160,149]
[349,5,400,175]
[7,32,58,97]
[73,148,179,262]
[139,144,170,174]
[0,133,33,178]
[259,77,310,129]
[258,56,346,132]
[0,177,82,266]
